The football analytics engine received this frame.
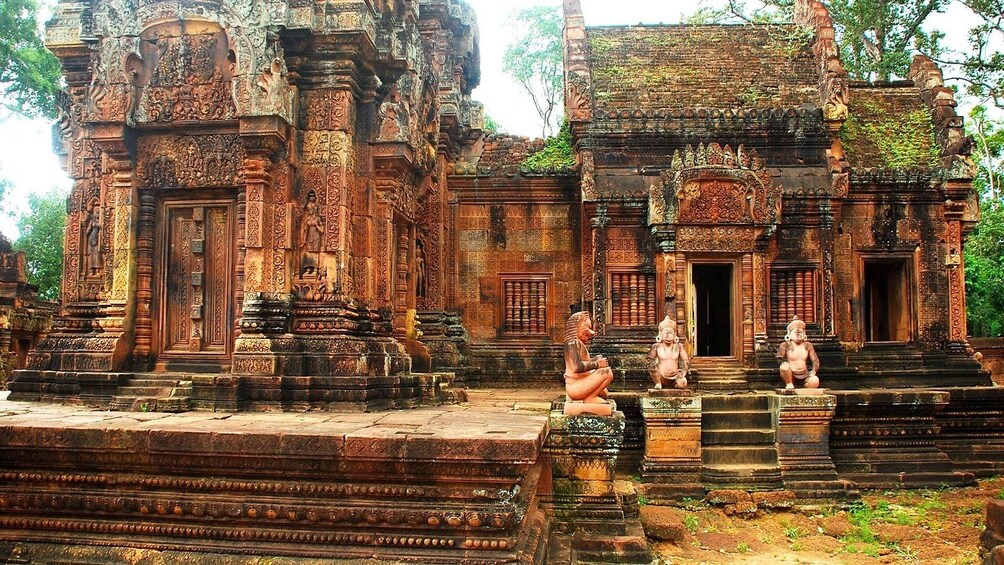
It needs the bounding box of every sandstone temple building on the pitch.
[1,0,1000,562]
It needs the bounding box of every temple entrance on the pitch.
[690,264,733,357]
[863,259,912,342]
[155,199,235,366]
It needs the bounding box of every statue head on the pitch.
[786,316,806,343]
[656,314,679,344]
[565,311,595,344]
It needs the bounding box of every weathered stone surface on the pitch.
[984,500,1004,553]
[639,506,689,543]
[817,513,854,538]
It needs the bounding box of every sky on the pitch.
[0,0,988,238]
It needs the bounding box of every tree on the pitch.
[709,0,949,81]
[502,5,563,139]
[483,113,502,135]
[13,189,66,301]
[941,0,1004,109]
[0,0,61,118]
[964,107,1004,337]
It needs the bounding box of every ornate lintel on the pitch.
[86,124,136,159]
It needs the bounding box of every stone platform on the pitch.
[0,389,558,564]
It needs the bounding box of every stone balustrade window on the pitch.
[609,271,657,327]
[501,276,549,336]
[770,267,816,325]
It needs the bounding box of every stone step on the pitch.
[702,464,784,491]
[702,445,778,466]
[702,410,774,430]
[702,394,770,412]
[702,428,775,445]
[116,386,177,397]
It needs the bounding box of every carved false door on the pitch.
[158,201,235,364]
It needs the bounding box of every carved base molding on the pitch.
[830,390,976,488]
[935,387,1004,478]
[233,334,411,378]
[0,405,550,564]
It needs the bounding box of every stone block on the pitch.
[639,506,688,542]
[984,501,1004,553]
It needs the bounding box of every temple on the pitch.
[1,0,1000,562]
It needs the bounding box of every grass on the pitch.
[683,514,699,533]
[735,542,750,554]
[784,524,802,540]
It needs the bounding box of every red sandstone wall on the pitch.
[456,200,581,342]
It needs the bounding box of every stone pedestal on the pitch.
[639,390,703,501]
[984,500,1004,558]
[830,390,975,488]
[545,399,626,535]
[771,393,856,505]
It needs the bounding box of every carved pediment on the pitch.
[648,143,782,227]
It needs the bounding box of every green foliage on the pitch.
[13,189,66,302]
[482,113,502,135]
[784,524,803,540]
[0,0,61,118]
[521,120,575,173]
[965,107,1004,337]
[839,100,940,169]
[952,0,1004,109]
[735,541,750,553]
[502,5,563,138]
[827,0,949,81]
[683,514,699,533]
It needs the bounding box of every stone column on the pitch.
[771,393,853,504]
[640,391,703,501]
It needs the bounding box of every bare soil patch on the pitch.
[644,476,1004,564]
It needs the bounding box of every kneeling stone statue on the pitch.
[563,311,614,415]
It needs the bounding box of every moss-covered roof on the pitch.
[586,24,819,113]
[840,84,940,170]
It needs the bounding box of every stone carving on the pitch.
[650,143,782,228]
[647,315,689,389]
[377,85,406,142]
[415,239,427,299]
[83,198,103,278]
[298,190,323,276]
[563,311,613,415]
[778,316,820,389]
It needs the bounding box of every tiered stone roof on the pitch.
[586,25,820,113]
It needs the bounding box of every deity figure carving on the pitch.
[778,316,820,389]
[299,190,323,276]
[563,311,613,408]
[415,239,427,298]
[83,198,102,277]
[647,315,689,389]
[377,85,406,141]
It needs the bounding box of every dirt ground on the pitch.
[649,475,1004,564]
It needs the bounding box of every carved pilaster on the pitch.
[590,205,610,334]
[640,392,703,500]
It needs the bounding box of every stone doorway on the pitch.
[862,258,913,342]
[689,263,734,357]
[155,199,235,368]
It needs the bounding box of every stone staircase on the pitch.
[692,357,748,393]
[700,394,783,491]
[109,373,193,412]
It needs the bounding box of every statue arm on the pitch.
[564,340,597,373]
[679,345,690,375]
[807,342,820,375]
[776,341,788,361]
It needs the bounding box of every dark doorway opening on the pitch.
[863,260,912,342]
[693,264,732,357]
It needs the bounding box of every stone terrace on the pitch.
[0,389,561,563]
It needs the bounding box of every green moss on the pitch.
[587,36,618,58]
[521,120,575,173]
[841,98,941,169]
